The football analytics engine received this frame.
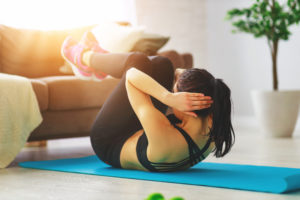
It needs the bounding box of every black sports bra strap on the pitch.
[168,114,211,153]
[167,114,181,124]
[172,124,201,152]
[194,136,212,163]
[172,122,212,165]
[173,125,195,165]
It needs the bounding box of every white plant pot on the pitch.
[251,90,300,137]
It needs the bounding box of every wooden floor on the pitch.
[1,127,300,200]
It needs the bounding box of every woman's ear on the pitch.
[201,114,213,136]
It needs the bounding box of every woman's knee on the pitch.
[151,56,174,87]
[124,52,152,73]
[151,56,174,75]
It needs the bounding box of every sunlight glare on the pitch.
[0,0,136,30]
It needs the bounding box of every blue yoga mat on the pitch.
[19,155,300,194]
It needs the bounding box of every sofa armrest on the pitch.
[30,79,48,111]
[181,53,193,69]
[157,50,193,69]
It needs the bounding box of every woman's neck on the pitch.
[173,109,209,136]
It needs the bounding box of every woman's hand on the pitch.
[166,92,213,117]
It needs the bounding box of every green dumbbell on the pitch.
[145,193,184,200]
[145,193,165,200]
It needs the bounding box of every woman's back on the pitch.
[120,113,214,172]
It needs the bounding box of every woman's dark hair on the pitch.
[176,68,235,157]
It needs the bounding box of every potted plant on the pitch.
[226,0,300,137]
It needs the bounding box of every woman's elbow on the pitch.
[126,67,138,81]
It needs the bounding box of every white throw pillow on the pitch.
[130,32,169,55]
[91,22,145,53]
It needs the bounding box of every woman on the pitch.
[61,32,235,172]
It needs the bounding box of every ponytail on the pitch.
[176,68,235,157]
[210,78,235,157]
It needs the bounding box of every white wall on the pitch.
[135,0,300,131]
[135,0,208,68]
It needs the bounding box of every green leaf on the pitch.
[226,0,300,40]
[260,1,268,13]
[227,8,243,16]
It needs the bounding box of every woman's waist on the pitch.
[120,129,147,170]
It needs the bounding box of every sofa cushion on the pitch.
[0,25,93,78]
[40,76,119,111]
[30,79,48,111]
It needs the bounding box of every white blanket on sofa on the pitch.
[0,73,42,168]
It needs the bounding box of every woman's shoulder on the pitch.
[146,125,188,162]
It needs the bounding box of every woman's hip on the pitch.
[90,129,131,168]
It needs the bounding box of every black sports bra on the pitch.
[136,114,212,172]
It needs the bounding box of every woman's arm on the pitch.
[125,68,173,149]
[126,68,212,116]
